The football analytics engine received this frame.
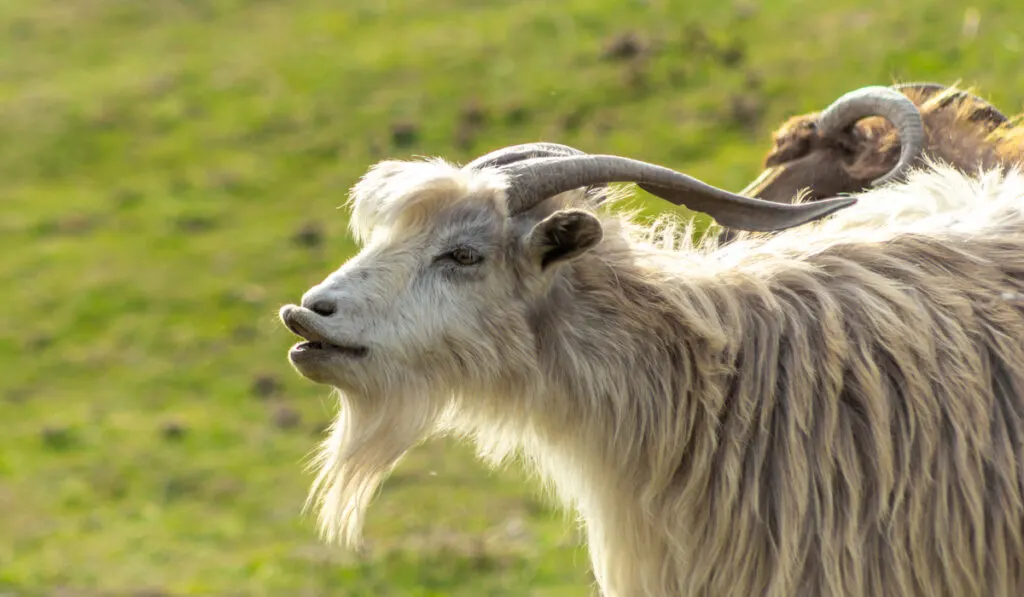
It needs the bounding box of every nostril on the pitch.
[307,300,337,317]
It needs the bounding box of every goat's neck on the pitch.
[519,249,769,596]
[527,246,745,490]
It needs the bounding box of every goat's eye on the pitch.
[442,246,484,266]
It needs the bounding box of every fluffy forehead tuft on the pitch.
[346,157,510,244]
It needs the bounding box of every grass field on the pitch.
[1,0,1023,595]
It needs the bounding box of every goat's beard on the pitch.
[303,386,447,548]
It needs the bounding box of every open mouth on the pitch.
[292,340,369,358]
[280,305,370,359]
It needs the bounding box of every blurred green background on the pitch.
[1,0,1022,595]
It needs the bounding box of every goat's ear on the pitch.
[526,209,603,270]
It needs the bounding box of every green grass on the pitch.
[1,0,1022,594]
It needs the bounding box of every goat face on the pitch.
[278,160,603,399]
[740,113,884,204]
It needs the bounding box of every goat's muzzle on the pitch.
[279,305,369,360]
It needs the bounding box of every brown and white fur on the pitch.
[280,157,1024,597]
[744,84,1023,205]
[716,84,1024,244]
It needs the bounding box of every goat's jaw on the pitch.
[289,341,369,360]
[285,348,356,387]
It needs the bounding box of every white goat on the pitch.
[279,142,1024,597]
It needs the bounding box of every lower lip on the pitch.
[291,341,369,359]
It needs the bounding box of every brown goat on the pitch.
[745,83,1023,203]
[713,83,1024,243]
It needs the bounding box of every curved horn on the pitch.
[465,142,614,206]
[464,142,588,170]
[499,154,856,231]
[891,81,1009,126]
[816,86,925,187]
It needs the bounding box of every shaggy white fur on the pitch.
[281,158,1024,597]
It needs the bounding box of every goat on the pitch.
[743,82,1021,202]
[279,141,1024,597]
[716,83,1023,243]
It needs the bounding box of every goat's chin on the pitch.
[303,387,448,548]
[287,354,373,393]
[287,355,345,384]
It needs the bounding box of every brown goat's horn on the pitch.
[891,82,1009,126]
[817,86,925,187]
[498,154,856,231]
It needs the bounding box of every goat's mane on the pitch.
[506,161,1024,596]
